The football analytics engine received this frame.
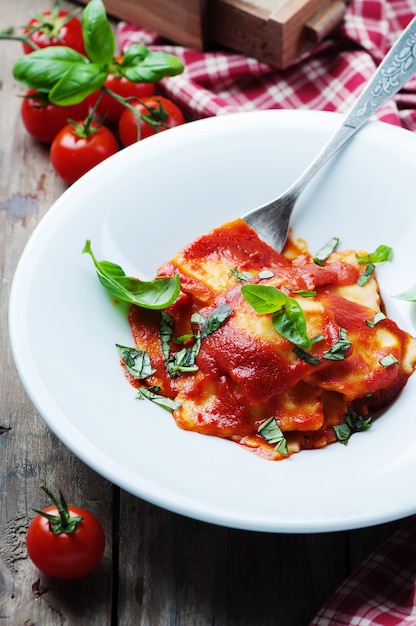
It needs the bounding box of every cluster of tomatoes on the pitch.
[18,8,186,184]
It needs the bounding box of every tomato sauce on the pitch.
[125,219,416,460]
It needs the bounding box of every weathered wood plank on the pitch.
[0,2,114,624]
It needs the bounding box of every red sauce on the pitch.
[125,219,416,460]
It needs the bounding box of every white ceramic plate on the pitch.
[9,110,416,533]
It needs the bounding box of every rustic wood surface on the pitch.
[0,1,410,625]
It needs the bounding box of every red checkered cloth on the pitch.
[117,0,416,130]
[310,516,416,625]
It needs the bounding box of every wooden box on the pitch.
[90,0,347,69]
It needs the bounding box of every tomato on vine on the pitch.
[22,5,86,56]
[50,119,118,184]
[21,89,90,144]
[92,57,156,122]
[26,486,105,579]
[118,96,186,146]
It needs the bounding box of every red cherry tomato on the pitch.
[21,90,90,144]
[22,10,86,56]
[50,121,118,184]
[93,73,155,122]
[118,96,185,147]
[26,489,105,580]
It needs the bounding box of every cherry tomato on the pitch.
[21,89,90,144]
[22,10,86,56]
[93,64,155,122]
[50,121,118,184]
[118,96,185,147]
[26,488,105,580]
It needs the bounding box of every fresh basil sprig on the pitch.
[13,0,184,106]
[241,284,311,349]
[83,240,180,310]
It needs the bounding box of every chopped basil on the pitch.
[161,304,232,377]
[160,312,174,364]
[116,344,156,379]
[357,262,375,286]
[241,284,311,349]
[136,386,181,411]
[379,354,399,367]
[83,240,180,309]
[365,312,386,328]
[323,328,351,361]
[293,290,317,297]
[293,347,321,365]
[257,270,275,280]
[393,285,416,302]
[356,245,393,265]
[229,267,253,282]
[333,411,372,445]
[192,303,232,339]
[258,417,288,455]
[313,237,339,266]
[356,245,393,287]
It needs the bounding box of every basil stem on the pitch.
[83,240,180,310]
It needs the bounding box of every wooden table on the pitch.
[0,1,411,624]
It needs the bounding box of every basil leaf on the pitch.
[313,237,339,266]
[292,347,321,365]
[323,328,351,361]
[83,240,180,310]
[13,46,89,92]
[379,354,399,367]
[272,298,311,349]
[333,411,372,445]
[257,270,275,280]
[241,284,287,314]
[136,386,181,411]
[49,63,107,105]
[393,286,416,302]
[357,263,375,286]
[229,267,253,282]
[197,303,232,338]
[82,0,115,64]
[116,344,156,379]
[356,245,393,265]
[258,417,288,455]
[120,44,184,82]
[365,312,386,327]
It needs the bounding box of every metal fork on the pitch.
[243,16,416,252]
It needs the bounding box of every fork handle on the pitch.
[290,15,416,196]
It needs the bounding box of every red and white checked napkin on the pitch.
[310,516,416,625]
[117,0,416,130]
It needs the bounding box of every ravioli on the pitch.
[124,219,416,460]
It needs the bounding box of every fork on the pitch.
[243,16,416,252]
